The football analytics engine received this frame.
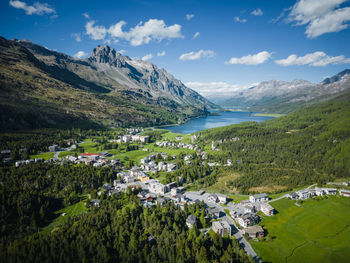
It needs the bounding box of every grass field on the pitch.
[41,199,87,233]
[30,152,55,160]
[251,196,350,263]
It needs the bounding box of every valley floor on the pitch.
[251,196,350,263]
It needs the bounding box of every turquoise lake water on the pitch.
[159,111,274,134]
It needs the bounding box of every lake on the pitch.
[159,111,274,134]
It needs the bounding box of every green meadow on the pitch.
[251,196,350,263]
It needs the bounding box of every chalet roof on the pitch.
[252,193,268,199]
[245,225,264,235]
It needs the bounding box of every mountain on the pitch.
[0,36,214,130]
[221,70,350,113]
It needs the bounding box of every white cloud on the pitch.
[85,21,107,40]
[142,54,153,61]
[275,51,350,66]
[185,81,254,99]
[82,13,90,19]
[234,16,247,23]
[9,0,55,15]
[288,0,350,38]
[251,8,263,16]
[226,51,272,65]
[71,33,81,42]
[73,51,88,59]
[179,50,215,61]
[85,19,183,46]
[193,32,200,39]
[157,51,166,57]
[117,49,126,54]
[186,14,195,20]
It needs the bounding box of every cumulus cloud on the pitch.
[288,0,350,38]
[234,16,247,23]
[9,0,55,15]
[85,19,183,46]
[71,33,81,42]
[73,51,88,59]
[186,14,195,20]
[118,49,126,54]
[193,32,200,39]
[179,50,215,61]
[185,81,254,99]
[142,54,153,61]
[251,8,263,16]
[85,21,107,40]
[157,51,166,57]
[275,51,350,66]
[226,51,272,65]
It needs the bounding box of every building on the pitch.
[244,204,256,214]
[207,194,218,203]
[212,220,231,236]
[48,144,58,152]
[323,188,337,195]
[249,193,269,203]
[207,207,222,219]
[167,163,178,172]
[186,214,197,228]
[91,199,101,207]
[244,225,264,239]
[339,189,350,197]
[148,179,168,194]
[315,187,325,196]
[287,192,299,200]
[260,203,275,215]
[297,190,311,200]
[217,194,228,204]
[237,213,260,228]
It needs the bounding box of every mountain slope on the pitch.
[198,88,350,193]
[0,36,214,130]
[221,70,350,113]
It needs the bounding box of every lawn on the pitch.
[30,152,55,160]
[41,199,88,233]
[251,196,350,263]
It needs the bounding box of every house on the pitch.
[244,225,264,239]
[91,199,101,207]
[108,189,119,196]
[125,176,136,183]
[207,207,222,219]
[249,193,269,203]
[48,144,58,152]
[297,190,310,200]
[237,213,260,228]
[148,180,168,194]
[102,183,112,191]
[171,188,179,196]
[156,197,166,205]
[339,189,350,197]
[260,203,275,215]
[99,151,110,157]
[287,192,299,200]
[244,204,256,214]
[217,194,228,204]
[207,194,218,203]
[167,163,178,172]
[212,220,231,236]
[186,214,197,228]
[323,188,337,195]
[315,187,325,196]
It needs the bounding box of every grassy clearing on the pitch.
[41,199,88,233]
[249,185,288,194]
[251,196,350,263]
[30,152,55,160]
[204,171,240,194]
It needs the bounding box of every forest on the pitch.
[198,90,350,193]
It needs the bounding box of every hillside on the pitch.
[0,36,214,131]
[197,89,350,193]
[220,69,350,113]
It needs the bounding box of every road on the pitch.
[268,183,318,203]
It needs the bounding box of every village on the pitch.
[3,129,350,262]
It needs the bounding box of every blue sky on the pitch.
[1,0,350,97]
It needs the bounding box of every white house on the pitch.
[297,190,310,200]
[249,193,269,203]
[339,189,350,197]
[207,194,218,203]
[217,194,228,204]
[260,203,275,216]
[212,220,231,236]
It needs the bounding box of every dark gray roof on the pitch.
[186,214,197,225]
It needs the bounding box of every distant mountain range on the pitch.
[220,69,350,113]
[0,36,214,130]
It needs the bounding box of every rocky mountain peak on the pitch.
[89,45,127,67]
